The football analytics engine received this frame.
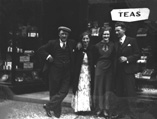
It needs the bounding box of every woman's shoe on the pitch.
[103,109,111,119]
[111,113,119,119]
[95,110,102,116]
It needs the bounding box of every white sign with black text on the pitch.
[111,8,150,22]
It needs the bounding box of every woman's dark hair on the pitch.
[80,31,91,40]
[100,26,112,36]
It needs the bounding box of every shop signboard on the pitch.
[111,8,150,22]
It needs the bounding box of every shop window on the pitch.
[0,0,45,93]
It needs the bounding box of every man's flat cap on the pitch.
[58,26,71,32]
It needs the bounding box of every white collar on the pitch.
[59,39,66,47]
[119,35,126,44]
[60,39,66,43]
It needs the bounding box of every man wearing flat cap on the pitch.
[37,26,78,118]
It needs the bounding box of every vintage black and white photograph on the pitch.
[0,0,157,119]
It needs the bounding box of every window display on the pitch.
[0,0,45,94]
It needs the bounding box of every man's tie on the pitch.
[62,42,66,49]
[119,39,123,45]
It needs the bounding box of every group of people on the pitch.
[37,21,140,119]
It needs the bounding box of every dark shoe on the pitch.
[111,113,125,119]
[96,110,104,117]
[43,104,52,117]
[111,113,119,119]
[96,110,102,116]
[103,110,109,118]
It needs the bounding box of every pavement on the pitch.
[1,87,157,119]
[12,90,72,107]
[0,84,72,107]
[0,99,75,119]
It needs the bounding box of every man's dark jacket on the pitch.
[37,39,77,84]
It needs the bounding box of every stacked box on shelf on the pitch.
[18,50,41,82]
[19,54,33,69]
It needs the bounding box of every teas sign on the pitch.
[111,8,150,22]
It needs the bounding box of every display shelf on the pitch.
[0,68,46,94]
[0,59,46,94]
[136,69,157,99]
[0,68,42,83]
[0,81,12,85]
[0,79,47,95]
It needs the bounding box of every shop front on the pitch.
[1,0,157,97]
